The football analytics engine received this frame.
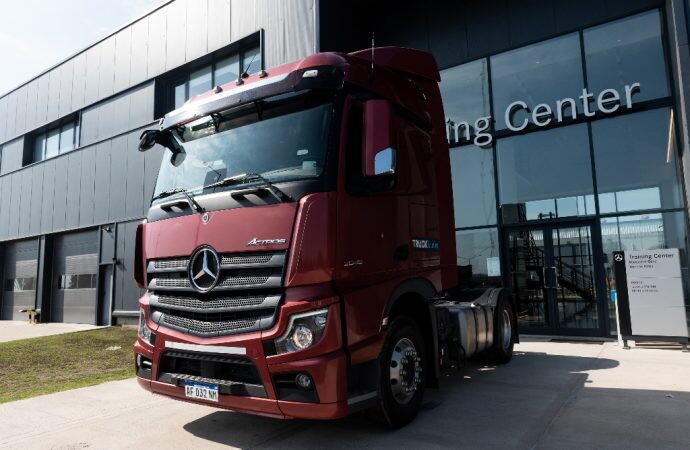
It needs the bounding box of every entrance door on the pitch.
[505,222,605,335]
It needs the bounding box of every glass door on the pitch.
[506,221,605,335]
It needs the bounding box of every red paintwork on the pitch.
[135,47,459,420]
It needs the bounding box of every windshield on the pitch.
[152,93,333,202]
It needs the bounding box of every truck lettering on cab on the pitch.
[247,238,287,246]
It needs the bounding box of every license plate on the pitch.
[184,381,219,403]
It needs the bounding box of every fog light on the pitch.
[295,373,313,390]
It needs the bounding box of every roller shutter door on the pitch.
[1,240,39,320]
[52,230,98,324]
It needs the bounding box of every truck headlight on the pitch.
[274,309,328,354]
[138,308,155,345]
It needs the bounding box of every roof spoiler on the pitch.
[349,46,441,82]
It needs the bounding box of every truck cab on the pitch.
[133,47,516,428]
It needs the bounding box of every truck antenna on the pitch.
[369,32,375,83]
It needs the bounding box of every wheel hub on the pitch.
[389,338,422,404]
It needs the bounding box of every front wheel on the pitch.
[490,298,515,364]
[375,316,426,428]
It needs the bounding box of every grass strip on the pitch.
[0,326,137,403]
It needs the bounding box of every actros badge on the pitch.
[247,238,287,246]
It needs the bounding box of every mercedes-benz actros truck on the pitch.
[133,47,516,428]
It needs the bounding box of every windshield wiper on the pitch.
[151,187,205,213]
[204,172,293,202]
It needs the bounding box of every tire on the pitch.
[374,315,426,428]
[490,297,515,364]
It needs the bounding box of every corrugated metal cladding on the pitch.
[1,239,39,320]
[0,0,317,323]
[51,230,98,324]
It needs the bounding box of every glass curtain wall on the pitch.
[440,9,688,334]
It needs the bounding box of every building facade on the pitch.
[1,0,689,337]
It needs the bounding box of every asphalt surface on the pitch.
[1,338,689,449]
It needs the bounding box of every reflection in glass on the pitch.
[189,66,212,98]
[552,226,598,329]
[491,33,583,130]
[601,212,690,335]
[497,124,594,223]
[507,229,546,327]
[46,128,60,159]
[33,135,46,162]
[440,59,490,145]
[59,124,75,152]
[174,82,186,109]
[592,108,681,213]
[450,145,496,227]
[215,55,240,86]
[456,228,501,287]
[584,10,668,105]
[243,46,261,75]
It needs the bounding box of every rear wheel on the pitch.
[375,316,426,428]
[490,298,515,364]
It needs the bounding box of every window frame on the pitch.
[26,115,81,165]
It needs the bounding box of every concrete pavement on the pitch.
[0,320,100,343]
[1,339,689,449]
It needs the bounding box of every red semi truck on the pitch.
[133,47,516,428]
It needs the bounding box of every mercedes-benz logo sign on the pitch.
[188,246,221,292]
[614,254,624,262]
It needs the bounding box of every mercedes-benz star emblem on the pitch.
[189,247,220,292]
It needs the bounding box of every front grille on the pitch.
[147,251,286,337]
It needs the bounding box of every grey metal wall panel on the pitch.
[147,8,168,78]
[100,225,116,263]
[120,220,144,311]
[112,94,131,138]
[114,220,126,310]
[144,146,164,210]
[79,104,98,147]
[130,18,150,85]
[109,136,128,221]
[24,81,39,133]
[65,151,82,230]
[52,156,69,231]
[114,28,133,93]
[166,0,187,70]
[507,0,557,47]
[466,0,511,59]
[79,146,96,227]
[208,0,232,52]
[0,97,7,144]
[35,74,50,127]
[231,0,258,41]
[13,87,27,137]
[96,95,116,141]
[84,47,101,107]
[58,60,74,118]
[185,0,208,62]
[29,164,43,236]
[0,137,25,175]
[8,172,21,238]
[282,0,316,63]
[5,92,17,142]
[93,141,111,224]
[98,36,117,100]
[18,166,33,235]
[46,68,61,124]
[0,177,9,240]
[554,0,607,34]
[128,82,154,129]
[71,53,87,112]
[40,159,56,234]
[125,130,146,217]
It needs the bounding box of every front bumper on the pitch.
[134,289,349,420]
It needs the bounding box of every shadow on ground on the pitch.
[180,349,690,449]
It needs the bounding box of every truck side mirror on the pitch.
[363,99,396,176]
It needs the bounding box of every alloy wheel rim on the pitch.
[501,308,512,349]
[389,337,422,404]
